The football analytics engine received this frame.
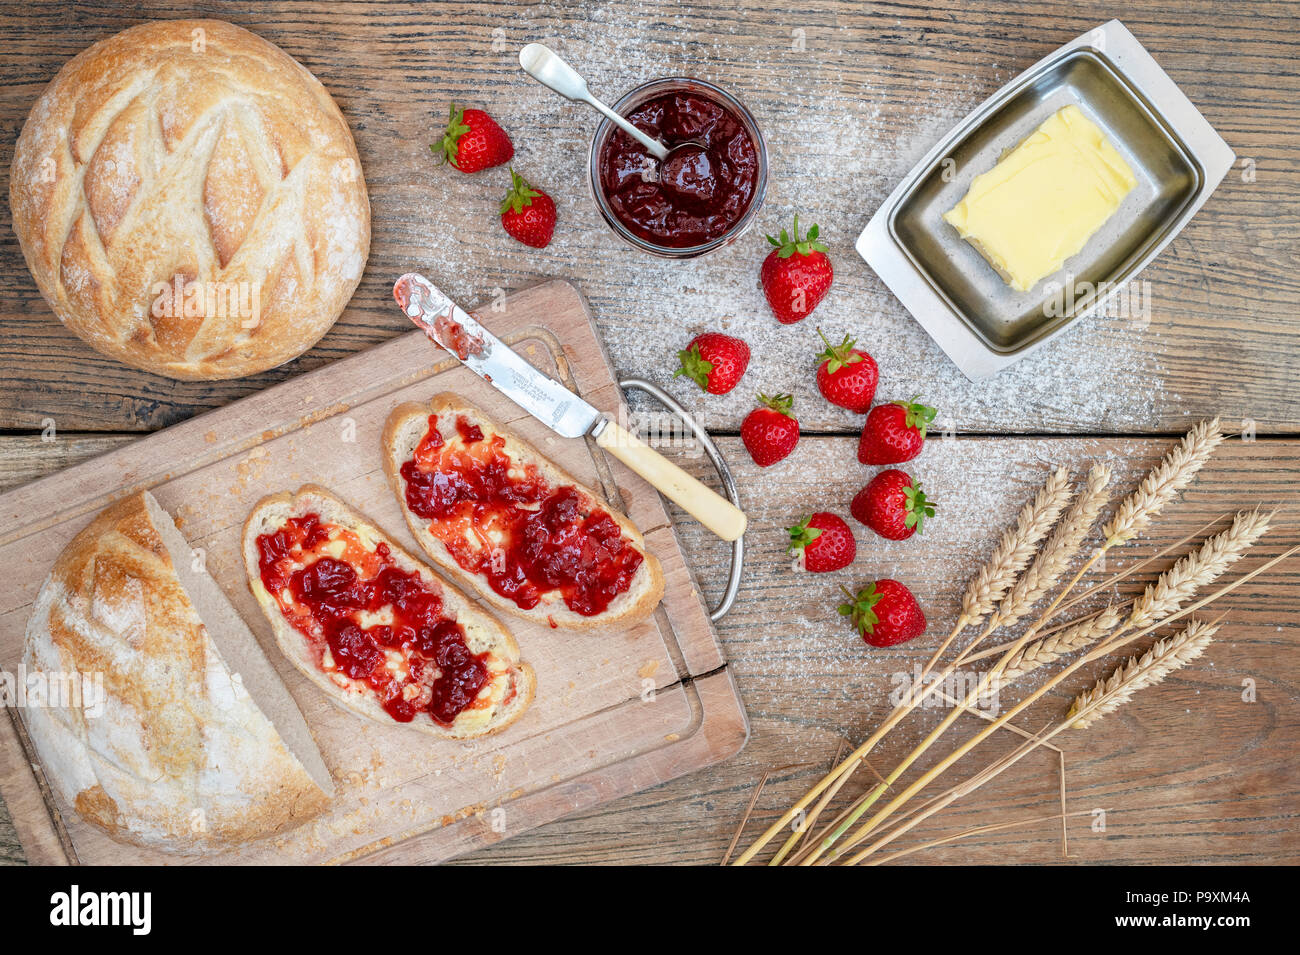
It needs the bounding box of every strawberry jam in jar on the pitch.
[590,78,767,258]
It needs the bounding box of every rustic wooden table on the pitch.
[2,0,1297,865]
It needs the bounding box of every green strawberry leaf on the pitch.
[786,516,824,554]
[768,214,828,259]
[902,481,937,534]
[816,328,862,374]
[757,392,795,416]
[673,343,715,391]
[894,396,938,438]
[433,103,471,167]
[837,583,882,636]
[499,167,541,215]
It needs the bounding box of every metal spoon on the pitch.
[519,43,670,161]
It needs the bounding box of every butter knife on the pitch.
[393,273,747,542]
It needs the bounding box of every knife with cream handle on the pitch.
[393,273,747,542]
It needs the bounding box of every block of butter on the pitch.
[943,105,1137,292]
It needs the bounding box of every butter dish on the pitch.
[857,20,1235,380]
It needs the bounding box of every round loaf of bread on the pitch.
[8,19,370,379]
[22,491,333,853]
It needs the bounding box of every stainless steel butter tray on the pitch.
[857,19,1235,380]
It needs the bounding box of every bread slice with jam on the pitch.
[382,394,665,631]
[242,484,534,739]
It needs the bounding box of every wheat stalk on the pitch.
[1127,508,1271,630]
[1067,618,1221,728]
[988,464,1111,632]
[1102,419,1223,545]
[993,605,1125,689]
[960,466,1072,626]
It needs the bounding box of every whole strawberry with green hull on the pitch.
[500,168,556,248]
[838,580,927,647]
[675,333,750,395]
[815,329,878,413]
[433,103,514,172]
[740,393,799,467]
[858,397,937,465]
[761,215,833,324]
[851,469,935,541]
[787,512,856,572]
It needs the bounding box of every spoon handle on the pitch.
[518,42,669,161]
[583,95,669,160]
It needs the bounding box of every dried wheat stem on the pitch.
[1126,509,1271,630]
[1102,418,1224,545]
[865,809,1100,866]
[840,619,1222,865]
[1067,618,1221,728]
[987,464,1112,632]
[990,605,1125,690]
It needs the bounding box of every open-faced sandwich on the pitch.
[22,491,332,853]
[242,485,534,738]
[382,394,665,631]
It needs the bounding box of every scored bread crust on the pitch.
[21,491,332,854]
[8,19,370,380]
[381,394,666,631]
[240,484,535,739]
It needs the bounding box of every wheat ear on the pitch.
[960,466,1073,626]
[1102,419,1223,545]
[1127,508,1272,630]
[993,604,1125,689]
[1067,618,1221,728]
[988,464,1111,632]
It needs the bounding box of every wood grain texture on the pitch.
[3,434,1298,864]
[0,0,1297,433]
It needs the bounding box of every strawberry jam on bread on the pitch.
[243,485,533,738]
[382,395,665,631]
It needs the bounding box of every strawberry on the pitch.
[851,469,936,541]
[787,512,856,573]
[857,397,937,465]
[433,103,514,172]
[499,168,556,248]
[760,215,833,324]
[740,393,799,467]
[838,580,927,647]
[675,333,750,395]
[815,329,878,413]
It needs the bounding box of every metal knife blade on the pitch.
[393,273,603,439]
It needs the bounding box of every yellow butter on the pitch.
[943,105,1136,292]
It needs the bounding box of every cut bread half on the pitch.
[23,490,331,853]
[382,394,665,631]
[241,484,535,739]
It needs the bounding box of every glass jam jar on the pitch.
[589,78,768,258]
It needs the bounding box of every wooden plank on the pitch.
[0,0,1297,433]
[4,433,1298,863]
[0,279,745,865]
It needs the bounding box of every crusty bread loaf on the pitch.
[8,19,370,379]
[381,394,665,631]
[241,485,535,739]
[21,491,333,854]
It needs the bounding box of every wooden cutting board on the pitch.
[0,279,748,865]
